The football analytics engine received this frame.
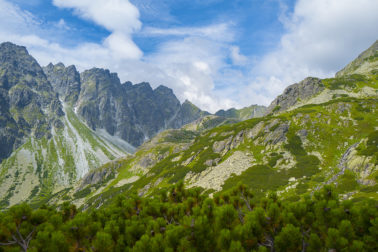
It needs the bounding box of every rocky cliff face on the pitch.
[0,42,63,162]
[336,40,378,77]
[43,64,207,147]
[77,69,182,146]
[265,77,325,114]
[0,44,131,208]
[43,63,81,104]
[58,40,377,210]
[168,100,210,129]
[266,41,378,116]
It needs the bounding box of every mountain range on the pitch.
[0,40,377,209]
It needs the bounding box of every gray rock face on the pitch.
[213,136,233,154]
[0,42,63,161]
[43,62,208,147]
[43,62,209,148]
[212,131,245,156]
[168,100,209,129]
[0,42,208,160]
[43,63,81,104]
[264,123,289,145]
[336,40,378,77]
[73,69,205,147]
[81,167,116,187]
[266,77,324,114]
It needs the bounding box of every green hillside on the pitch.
[60,70,377,210]
[0,105,129,209]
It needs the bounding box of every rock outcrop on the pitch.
[168,100,210,129]
[44,64,208,147]
[0,42,63,161]
[336,40,378,77]
[266,77,324,114]
[43,63,81,104]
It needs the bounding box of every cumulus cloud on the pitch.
[230,46,248,66]
[244,0,378,105]
[53,0,142,59]
[144,36,237,112]
[53,0,141,33]
[143,23,235,42]
[0,0,240,112]
[1,0,377,112]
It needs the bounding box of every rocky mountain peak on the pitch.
[43,62,81,104]
[266,77,324,114]
[336,40,378,77]
[0,42,63,162]
[0,42,51,92]
[168,99,209,129]
[80,68,121,88]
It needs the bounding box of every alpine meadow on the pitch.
[0,0,377,251]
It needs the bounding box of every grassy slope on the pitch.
[0,106,127,209]
[72,72,377,209]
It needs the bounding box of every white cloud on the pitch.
[143,23,235,42]
[53,0,141,33]
[245,0,378,105]
[1,0,377,113]
[53,0,142,59]
[230,46,248,66]
[0,0,241,112]
[142,34,238,112]
[56,19,69,30]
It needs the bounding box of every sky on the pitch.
[0,0,377,112]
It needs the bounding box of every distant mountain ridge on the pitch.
[0,42,213,207]
[43,63,209,147]
[0,42,63,162]
[2,40,376,210]
[215,105,266,120]
[55,40,378,210]
[336,40,378,77]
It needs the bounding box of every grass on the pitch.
[11,88,373,210]
[163,130,198,143]
[357,130,378,165]
[66,108,116,159]
[222,165,288,198]
[73,187,92,199]
[268,153,283,168]
[335,170,359,194]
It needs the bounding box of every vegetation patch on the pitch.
[73,187,92,199]
[0,184,376,251]
[335,170,359,193]
[268,153,283,168]
[163,130,198,143]
[357,130,378,165]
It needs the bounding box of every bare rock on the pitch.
[264,123,289,145]
[246,121,264,139]
[266,77,324,114]
[298,129,308,141]
[212,136,233,154]
[204,159,214,166]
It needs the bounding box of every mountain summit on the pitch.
[0,42,63,162]
[43,63,208,147]
[0,42,210,207]
[0,41,377,209]
[336,40,378,77]
[61,40,377,209]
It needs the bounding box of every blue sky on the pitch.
[1,0,377,112]
[13,0,291,56]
